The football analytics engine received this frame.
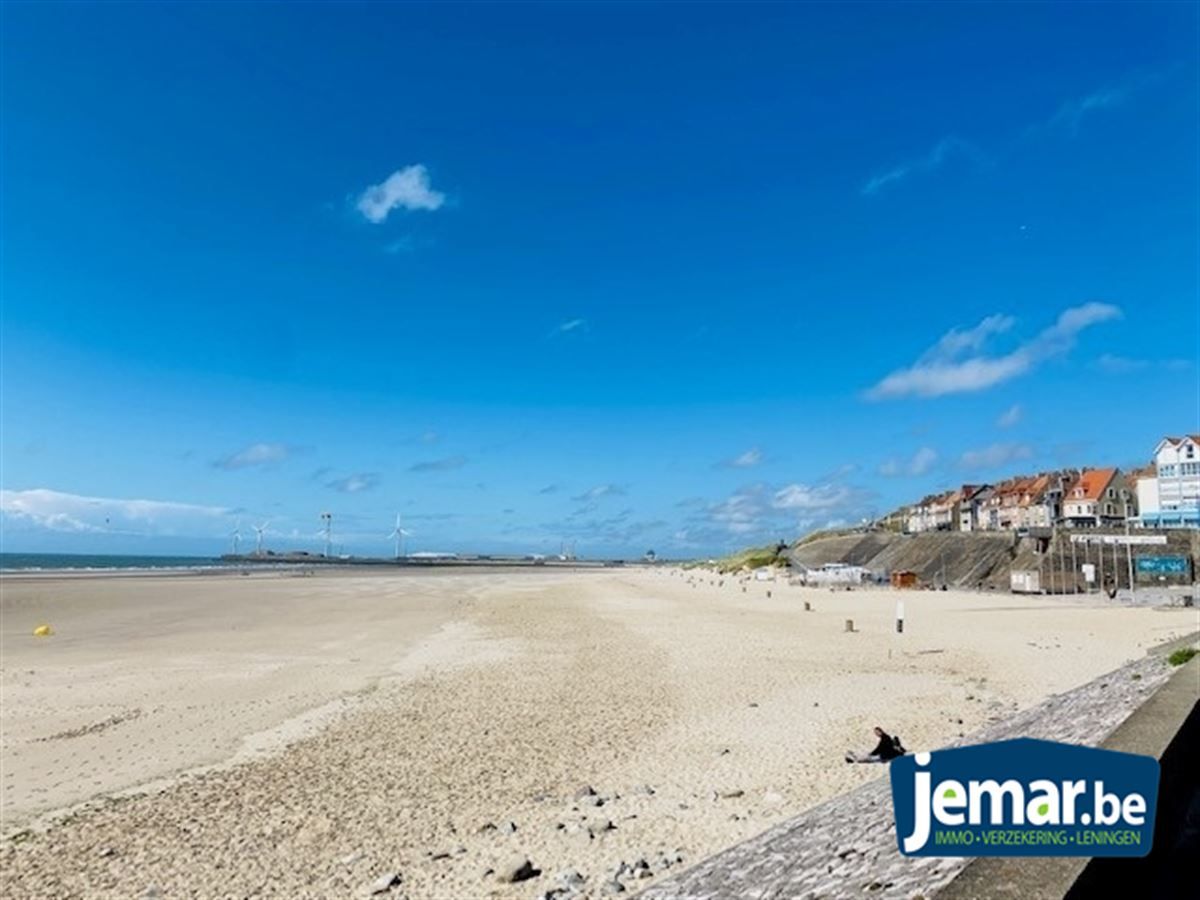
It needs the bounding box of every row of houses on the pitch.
[898,434,1200,534]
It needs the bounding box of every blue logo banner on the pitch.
[1135,556,1188,575]
[889,738,1158,857]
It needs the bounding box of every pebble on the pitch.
[588,819,616,838]
[558,869,586,887]
[579,794,604,808]
[496,856,537,883]
[500,820,518,834]
[574,785,598,799]
[604,878,627,894]
[366,872,401,895]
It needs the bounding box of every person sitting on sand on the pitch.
[844,726,906,763]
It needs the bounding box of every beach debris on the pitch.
[632,783,655,796]
[715,788,745,800]
[763,791,784,805]
[477,821,497,833]
[495,855,537,883]
[579,793,604,808]
[499,820,517,834]
[340,851,365,866]
[558,869,587,888]
[366,872,401,894]
[97,846,117,858]
[574,785,597,800]
[33,624,53,637]
[588,819,615,838]
[604,878,627,894]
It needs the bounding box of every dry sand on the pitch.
[1,567,1194,899]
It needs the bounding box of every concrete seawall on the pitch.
[789,531,1200,593]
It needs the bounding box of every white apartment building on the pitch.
[1135,435,1200,528]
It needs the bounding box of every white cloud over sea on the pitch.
[1,488,230,536]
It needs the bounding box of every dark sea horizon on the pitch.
[0,552,234,572]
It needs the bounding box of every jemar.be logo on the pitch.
[890,738,1158,857]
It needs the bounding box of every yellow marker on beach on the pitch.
[33,624,53,637]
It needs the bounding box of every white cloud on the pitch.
[215,442,291,470]
[880,447,939,477]
[958,443,1034,471]
[861,136,985,196]
[327,472,380,493]
[719,447,763,469]
[866,302,1120,399]
[996,404,1023,428]
[771,483,854,511]
[356,165,445,224]
[1,488,229,535]
[571,484,625,503]
[549,318,588,338]
[1048,86,1130,135]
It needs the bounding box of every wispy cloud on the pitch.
[356,164,445,224]
[674,478,875,547]
[866,302,1121,399]
[861,136,985,196]
[1095,354,1149,374]
[214,442,292,470]
[959,442,1034,471]
[383,236,414,254]
[326,472,381,493]
[408,455,467,473]
[549,318,588,338]
[717,447,763,469]
[1,488,229,535]
[571,484,625,503]
[996,404,1023,428]
[538,484,560,495]
[879,447,938,477]
[1047,86,1130,135]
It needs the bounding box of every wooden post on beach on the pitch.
[804,601,811,611]
[844,618,855,633]
[895,599,905,634]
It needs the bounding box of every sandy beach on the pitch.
[1,567,1195,899]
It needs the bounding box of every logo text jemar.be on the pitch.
[889,738,1159,857]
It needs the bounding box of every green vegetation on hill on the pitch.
[715,542,790,574]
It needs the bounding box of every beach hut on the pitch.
[891,570,918,589]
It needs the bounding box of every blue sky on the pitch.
[2,2,1197,558]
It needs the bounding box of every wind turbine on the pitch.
[320,512,333,557]
[230,521,242,555]
[388,513,413,559]
[253,521,269,555]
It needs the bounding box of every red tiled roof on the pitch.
[1066,467,1117,502]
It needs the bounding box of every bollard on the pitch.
[766,590,772,598]
[804,601,811,612]
[844,619,855,633]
